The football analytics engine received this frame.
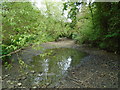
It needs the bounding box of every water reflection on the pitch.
[58,56,72,74]
[2,48,87,88]
[30,48,87,86]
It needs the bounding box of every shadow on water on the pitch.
[2,48,87,88]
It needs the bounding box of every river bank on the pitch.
[2,39,119,88]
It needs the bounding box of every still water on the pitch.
[2,48,87,88]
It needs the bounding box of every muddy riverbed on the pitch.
[1,40,119,88]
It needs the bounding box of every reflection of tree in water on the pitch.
[2,48,87,87]
[58,56,72,74]
[42,59,49,80]
[29,48,87,86]
[32,48,86,74]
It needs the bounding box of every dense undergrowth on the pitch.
[63,2,120,53]
[1,1,120,62]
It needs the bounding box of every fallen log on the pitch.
[0,43,33,59]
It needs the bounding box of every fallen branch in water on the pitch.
[1,48,23,59]
[0,44,33,59]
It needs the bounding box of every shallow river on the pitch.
[2,40,119,88]
[2,48,87,88]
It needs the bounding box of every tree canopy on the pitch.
[1,1,120,61]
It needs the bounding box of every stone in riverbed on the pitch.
[72,72,75,74]
[18,76,27,81]
[31,70,35,74]
[6,80,11,83]
[25,72,29,75]
[17,83,22,86]
[18,78,22,81]
[10,82,13,85]
[33,86,37,88]
[5,74,10,77]
[3,74,10,79]
[22,76,27,80]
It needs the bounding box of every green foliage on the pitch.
[70,4,95,44]
[93,2,120,52]
[19,59,28,68]
[2,2,41,55]
[2,2,71,62]
[2,1,120,63]
[63,2,82,28]
[4,61,13,70]
[63,2,120,53]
